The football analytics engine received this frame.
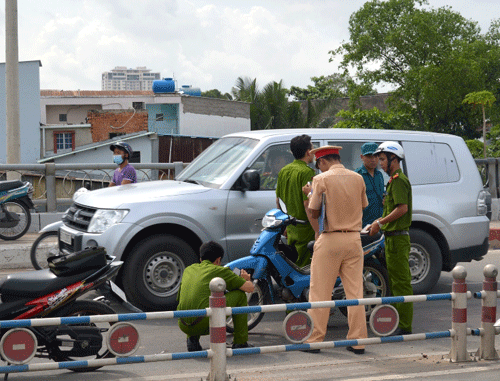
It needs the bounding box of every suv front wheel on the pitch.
[409,229,442,294]
[122,234,198,311]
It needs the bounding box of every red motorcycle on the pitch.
[0,247,137,373]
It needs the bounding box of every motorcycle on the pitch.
[224,202,389,332]
[0,180,35,240]
[0,246,140,372]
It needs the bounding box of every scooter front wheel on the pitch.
[30,231,59,270]
[226,279,270,333]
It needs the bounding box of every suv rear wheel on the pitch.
[409,229,442,294]
[122,234,198,311]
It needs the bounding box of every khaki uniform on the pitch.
[306,164,368,348]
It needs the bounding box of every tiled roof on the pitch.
[40,90,157,97]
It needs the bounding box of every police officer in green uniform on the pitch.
[177,241,254,351]
[276,134,317,267]
[368,141,413,335]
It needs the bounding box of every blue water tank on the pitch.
[152,78,176,93]
[180,85,201,97]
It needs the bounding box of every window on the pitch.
[156,113,164,121]
[247,144,294,190]
[54,131,74,153]
[133,102,144,110]
[130,151,141,163]
[59,114,67,122]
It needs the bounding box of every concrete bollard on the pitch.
[208,277,228,381]
[449,265,471,362]
[477,264,499,360]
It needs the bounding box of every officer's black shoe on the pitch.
[346,346,365,355]
[299,348,321,353]
[232,342,253,349]
[187,336,202,352]
[392,328,412,336]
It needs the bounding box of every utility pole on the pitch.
[5,0,21,180]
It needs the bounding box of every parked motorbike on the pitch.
[0,180,34,240]
[224,202,389,332]
[0,246,139,372]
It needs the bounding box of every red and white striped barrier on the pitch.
[208,277,228,381]
[449,265,471,362]
[475,264,499,360]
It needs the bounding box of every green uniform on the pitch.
[177,260,248,344]
[276,160,316,267]
[382,168,413,332]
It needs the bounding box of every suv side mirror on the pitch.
[241,170,260,191]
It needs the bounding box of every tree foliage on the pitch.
[332,0,500,138]
[333,108,413,130]
[201,89,232,100]
[231,77,305,130]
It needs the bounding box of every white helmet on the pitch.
[375,141,405,159]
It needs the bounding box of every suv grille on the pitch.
[63,203,96,232]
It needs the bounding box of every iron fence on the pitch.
[0,162,187,212]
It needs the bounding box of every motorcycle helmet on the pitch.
[110,141,133,159]
[374,141,405,159]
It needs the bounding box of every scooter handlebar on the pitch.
[290,218,308,226]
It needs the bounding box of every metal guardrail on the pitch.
[0,162,187,212]
[475,158,498,198]
[2,264,498,380]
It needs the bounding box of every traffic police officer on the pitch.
[368,141,413,336]
[303,146,368,354]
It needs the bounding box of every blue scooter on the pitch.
[225,201,389,331]
[0,180,34,240]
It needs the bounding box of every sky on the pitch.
[0,0,497,94]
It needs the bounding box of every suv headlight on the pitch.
[262,215,282,228]
[88,209,129,233]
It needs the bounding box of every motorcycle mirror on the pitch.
[278,198,287,213]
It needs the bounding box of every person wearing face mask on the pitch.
[109,142,137,187]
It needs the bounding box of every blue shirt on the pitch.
[355,165,384,227]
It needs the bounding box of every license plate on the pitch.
[59,230,73,246]
[110,281,128,302]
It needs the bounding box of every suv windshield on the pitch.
[176,137,258,188]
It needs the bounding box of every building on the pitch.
[40,90,250,160]
[101,66,161,91]
[0,60,41,164]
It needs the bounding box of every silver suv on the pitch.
[58,129,490,310]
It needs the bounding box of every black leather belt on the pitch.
[329,230,360,233]
[384,230,409,237]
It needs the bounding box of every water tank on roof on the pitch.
[180,85,201,97]
[152,78,176,93]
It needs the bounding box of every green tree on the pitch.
[201,89,232,100]
[463,91,496,157]
[333,108,413,130]
[332,0,500,137]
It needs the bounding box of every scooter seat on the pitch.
[0,180,23,192]
[0,268,97,303]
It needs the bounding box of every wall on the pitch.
[87,109,149,142]
[0,60,41,164]
[45,133,158,165]
[179,97,250,138]
[45,104,102,125]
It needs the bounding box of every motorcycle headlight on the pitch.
[262,215,282,229]
[88,209,129,233]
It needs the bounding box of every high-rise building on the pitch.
[101,66,161,91]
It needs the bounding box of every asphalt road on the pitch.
[3,250,500,381]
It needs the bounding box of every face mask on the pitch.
[113,155,124,165]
